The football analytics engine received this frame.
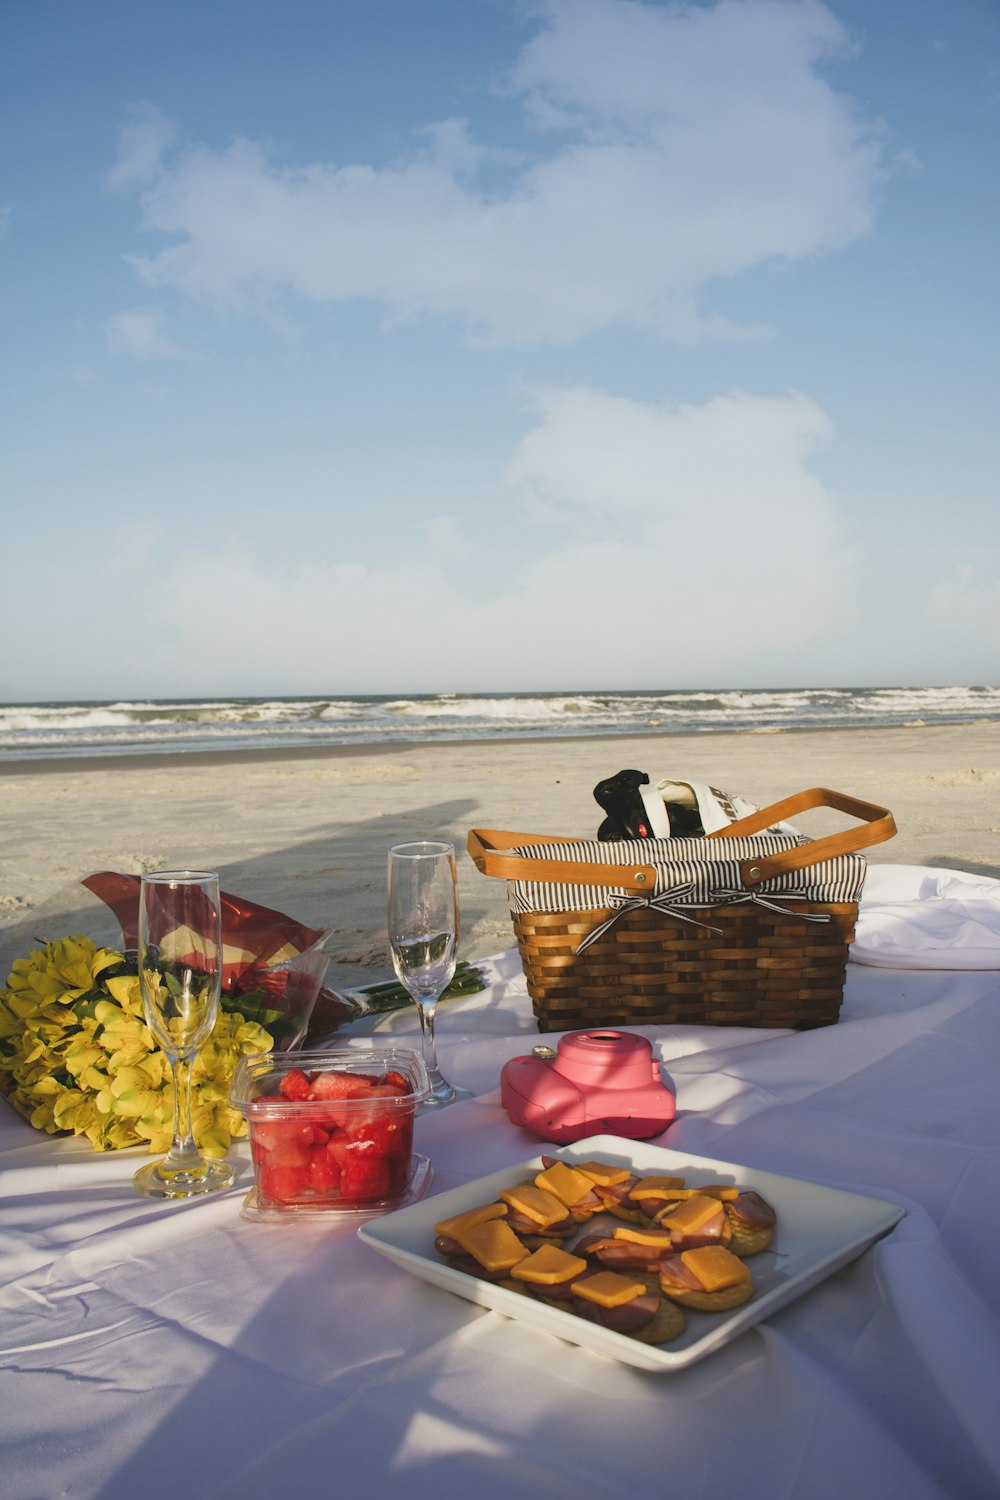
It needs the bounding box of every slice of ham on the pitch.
[505,1208,574,1236]
[572,1292,661,1333]
[635,1192,683,1214]
[528,1279,576,1301]
[593,1175,640,1205]
[729,1190,776,1228]
[574,1230,614,1257]
[658,1254,705,1291]
[588,1239,671,1270]
[571,1189,604,1213]
[446,1253,515,1283]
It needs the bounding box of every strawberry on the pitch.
[278,1069,313,1102]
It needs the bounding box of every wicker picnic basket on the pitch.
[467,788,896,1032]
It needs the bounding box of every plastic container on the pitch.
[230,1047,431,1219]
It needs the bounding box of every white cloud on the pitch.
[105,102,177,192]
[108,385,856,692]
[106,308,195,361]
[115,0,883,345]
[930,565,1000,635]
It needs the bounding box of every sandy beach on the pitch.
[1,723,997,988]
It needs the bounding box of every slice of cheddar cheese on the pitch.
[627,1175,687,1200]
[680,1246,752,1292]
[570,1271,646,1308]
[533,1161,594,1208]
[572,1160,632,1187]
[454,1218,529,1273]
[655,1194,724,1235]
[498,1184,568,1226]
[434,1201,507,1239]
[651,1185,739,1203]
[611,1225,675,1248]
[510,1244,589,1284]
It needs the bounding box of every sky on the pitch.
[2,0,998,701]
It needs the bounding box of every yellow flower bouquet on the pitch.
[0,873,351,1156]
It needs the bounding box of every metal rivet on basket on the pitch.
[747,865,763,883]
[634,871,648,885]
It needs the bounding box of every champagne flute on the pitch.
[132,871,236,1198]
[387,841,472,1108]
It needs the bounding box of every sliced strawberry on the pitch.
[278,1069,313,1102]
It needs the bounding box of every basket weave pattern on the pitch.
[513,900,858,1032]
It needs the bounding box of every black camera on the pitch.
[593,769,654,840]
[593,769,706,841]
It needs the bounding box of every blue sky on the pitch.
[2,0,998,700]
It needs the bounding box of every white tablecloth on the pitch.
[3,870,1000,1500]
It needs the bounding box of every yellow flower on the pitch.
[1,934,275,1155]
[6,936,110,1005]
[53,1088,100,1134]
[104,974,145,1017]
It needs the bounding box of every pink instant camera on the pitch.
[499,1029,676,1145]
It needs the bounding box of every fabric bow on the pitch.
[576,882,833,954]
[708,888,833,923]
[576,884,723,953]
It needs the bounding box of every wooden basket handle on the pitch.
[468,788,895,893]
[704,787,896,886]
[466,828,659,893]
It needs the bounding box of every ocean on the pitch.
[0,686,996,763]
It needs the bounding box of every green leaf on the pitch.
[353,961,488,1015]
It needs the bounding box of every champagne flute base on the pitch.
[133,1156,236,1199]
[422,1077,474,1109]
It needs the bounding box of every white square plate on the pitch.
[357,1134,905,1373]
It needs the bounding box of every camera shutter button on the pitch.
[531,1046,557,1060]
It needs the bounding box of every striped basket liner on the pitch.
[508,832,866,916]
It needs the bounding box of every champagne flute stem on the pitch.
[414,996,439,1075]
[413,997,453,1102]
[161,1054,203,1173]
